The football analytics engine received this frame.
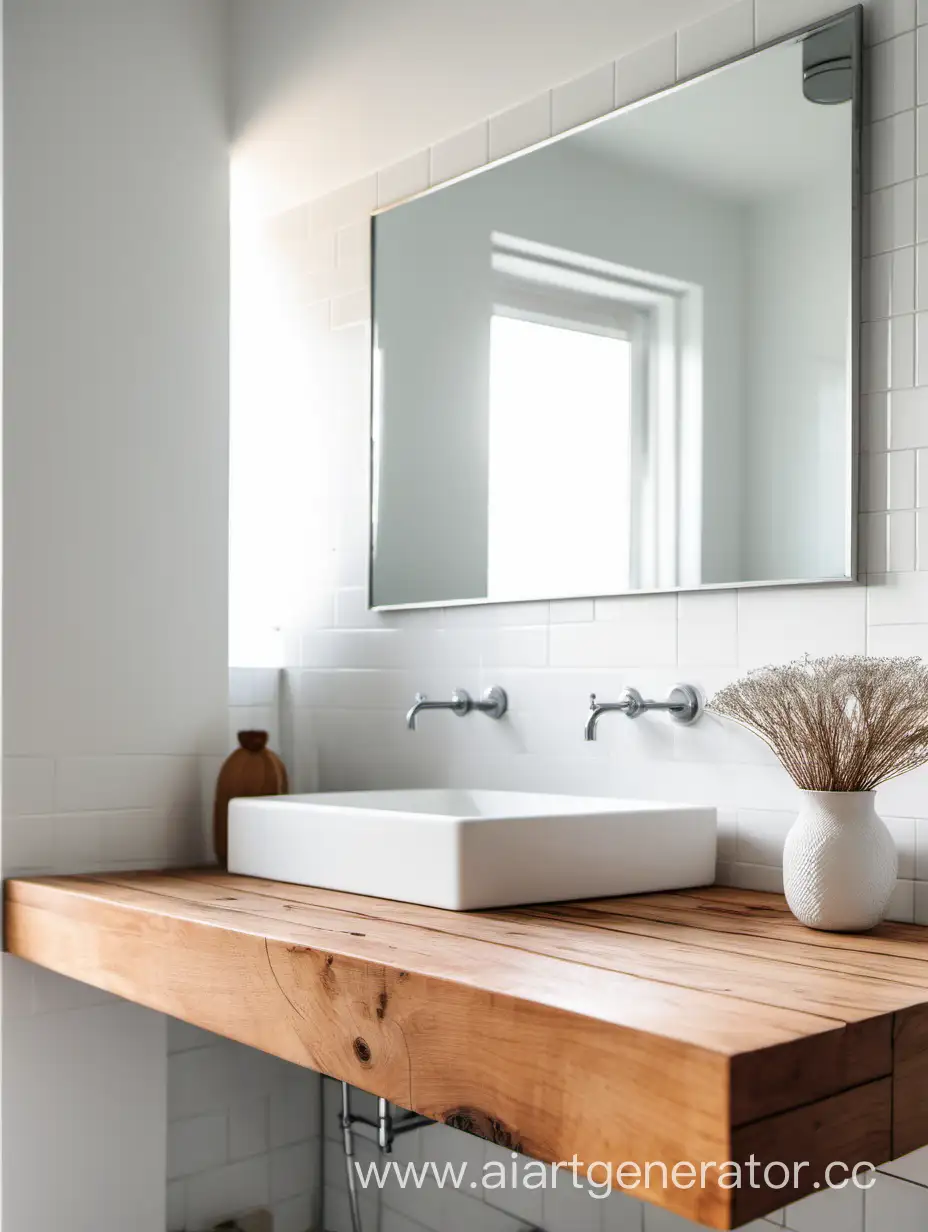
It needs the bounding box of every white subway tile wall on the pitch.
[1,675,274,885]
[488,91,553,160]
[552,62,616,133]
[2,0,236,1223]
[162,669,320,1232]
[429,122,490,185]
[229,665,285,756]
[676,0,754,79]
[614,35,677,108]
[1,730,221,1226]
[235,2,928,1230]
[2,754,206,876]
[3,668,321,1232]
[167,1015,320,1232]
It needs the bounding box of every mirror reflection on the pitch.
[371,15,857,609]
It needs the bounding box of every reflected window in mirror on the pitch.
[486,234,703,599]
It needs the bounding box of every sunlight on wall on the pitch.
[230,162,282,667]
[229,158,319,669]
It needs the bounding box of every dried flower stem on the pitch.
[708,656,928,792]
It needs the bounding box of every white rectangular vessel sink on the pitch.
[228,789,717,911]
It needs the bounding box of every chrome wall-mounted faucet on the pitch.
[406,686,508,731]
[584,684,701,741]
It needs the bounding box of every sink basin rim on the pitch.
[240,787,709,824]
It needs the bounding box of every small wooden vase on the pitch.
[213,731,288,868]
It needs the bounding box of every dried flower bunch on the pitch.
[709,655,928,792]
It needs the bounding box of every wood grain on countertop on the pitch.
[8,873,928,1228]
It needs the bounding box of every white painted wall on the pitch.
[2,1,229,1228]
[227,1,928,1231]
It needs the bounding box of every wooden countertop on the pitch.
[7,872,928,1228]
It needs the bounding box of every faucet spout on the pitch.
[405,695,426,731]
[584,693,629,741]
[583,689,645,740]
[406,689,472,731]
[584,700,605,742]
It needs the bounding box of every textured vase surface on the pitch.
[783,790,897,932]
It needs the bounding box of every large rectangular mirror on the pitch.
[370,9,859,609]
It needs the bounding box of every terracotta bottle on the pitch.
[213,730,289,868]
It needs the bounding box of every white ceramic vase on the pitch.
[783,790,897,932]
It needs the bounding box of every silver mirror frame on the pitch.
[368,5,862,612]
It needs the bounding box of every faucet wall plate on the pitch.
[449,689,471,716]
[479,685,508,719]
[619,687,645,718]
[667,683,701,725]
[617,684,701,724]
